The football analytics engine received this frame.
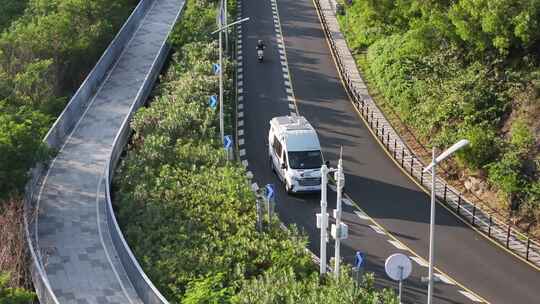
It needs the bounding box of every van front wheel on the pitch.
[285,182,293,194]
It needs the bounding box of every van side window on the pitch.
[272,136,282,157]
[282,152,288,168]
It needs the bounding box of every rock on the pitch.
[464,176,487,196]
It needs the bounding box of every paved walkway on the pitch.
[34,0,183,302]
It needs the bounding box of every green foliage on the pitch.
[456,124,499,169]
[509,119,535,155]
[233,268,397,304]
[449,0,540,57]
[0,272,35,303]
[0,104,52,200]
[170,0,219,47]
[339,0,539,213]
[487,151,524,198]
[0,0,28,31]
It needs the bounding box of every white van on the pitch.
[268,115,324,193]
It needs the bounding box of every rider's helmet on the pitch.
[258,39,263,45]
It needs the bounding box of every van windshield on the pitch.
[288,150,322,169]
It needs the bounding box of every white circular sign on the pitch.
[385,253,412,281]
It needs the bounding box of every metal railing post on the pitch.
[457,196,461,215]
[506,224,511,248]
[488,215,492,236]
[472,205,476,225]
[526,236,531,260]
[443,185,447,201]
[401,148,404,167]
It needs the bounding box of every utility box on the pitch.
[331,223,348,240]
[316,212,329,229]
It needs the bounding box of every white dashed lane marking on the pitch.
[387,240,408,251]
[239,138,244,146]
[238,129,244,136]
[459,291,483,302]
[435,273,455,285]
[242,160,249,168]
[369,225,386,235]
[240,149,246,157]
[354,210,369,221]
[238,120,244,127]
[409,256,428,267]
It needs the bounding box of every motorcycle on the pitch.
[257,48,264,62]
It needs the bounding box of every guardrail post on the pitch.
[526,236,531,260]
[472,204,476,225]
[506,224,511,248]
[410,158,414,175]
[376,119,379,132]
[488,215,492,236]
[401,148,404,167]
[386,133,390,148]
[420,170,424,185]
[393,140,397,158]
[457,196,461,215]
[443,184,447,201]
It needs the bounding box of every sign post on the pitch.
[265,184,275,219]
[223,135,233,160]
[208,95,218,109]
[354,251,365,284]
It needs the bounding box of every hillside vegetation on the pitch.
[114,0,397,302]
[338,0,540,233]
[0,0,137,295]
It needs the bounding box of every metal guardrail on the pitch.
[312,0,540,267]
[23,0,182,302]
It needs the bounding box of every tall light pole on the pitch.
[423,139,469,304]
[333,148,345,278]
[212,17,250,144]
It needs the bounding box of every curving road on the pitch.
[237,0,540,303]
[32,0,183,302]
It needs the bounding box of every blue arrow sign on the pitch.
[212,63,221,75]
[208,95,218,109]
[224,135,233,149]
[265,184,275,200]
[355,251,365,269]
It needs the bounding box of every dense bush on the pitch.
[339,0,540,218]
[115,0,397,302]
[0,272,34,303]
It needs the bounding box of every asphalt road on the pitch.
[239,0,540,303]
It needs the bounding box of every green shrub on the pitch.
[486,151,524,199]
[510,119,535,155]
[456,124,500,170]
[0,272,35,303]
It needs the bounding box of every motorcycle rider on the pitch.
[256,39,266,51]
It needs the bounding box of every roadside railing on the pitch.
[312,0,540,267]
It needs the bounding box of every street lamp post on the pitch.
[334,150,345,278]
[212,17,250,144]
[423,139,469,304]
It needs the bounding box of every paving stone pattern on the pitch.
[315,0,540,267]
[34,0,183,302]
